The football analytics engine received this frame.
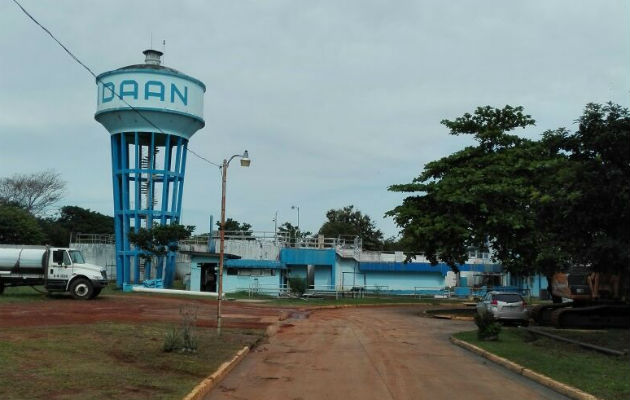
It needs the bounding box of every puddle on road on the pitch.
[288,311,310,320]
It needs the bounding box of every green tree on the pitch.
[318,205,384,250]
[57,206,114,234]
[278,222,312,246]
[38,206,115,246]
[387,103,629,283]
[555,103,630,274]
[387,105,567,276]
[0,204,46,244]
[128,224,194,258]
[216,218,252,236]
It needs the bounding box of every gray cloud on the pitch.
[1,0,628,237]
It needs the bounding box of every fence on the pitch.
[414,287,451,298]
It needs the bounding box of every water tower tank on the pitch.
[95,49,205,288]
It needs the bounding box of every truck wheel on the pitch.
[70,278,93,300]
[0,279,4,295]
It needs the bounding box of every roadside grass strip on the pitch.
[453,328,630,400]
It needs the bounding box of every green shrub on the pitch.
[288,277,307,296]
[474,309,502,341]
[163,328,181,352]
[162,304,198,353]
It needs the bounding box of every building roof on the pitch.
[358,262,502,276]
[180,251,240,259]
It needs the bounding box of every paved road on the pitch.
[206,306,570,400]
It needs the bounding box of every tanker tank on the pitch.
[0,248,46,273]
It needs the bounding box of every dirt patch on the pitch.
[0,294,293,330]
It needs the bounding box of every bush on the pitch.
[162,304,198,353]
[163,328,181,352]
[288,277,307,296]
[474,309,502,341]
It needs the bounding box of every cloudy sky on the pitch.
[1,1,628,238]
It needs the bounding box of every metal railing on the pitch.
[180,231,363,251]
[413,287,451,298]
[70,233,116,244]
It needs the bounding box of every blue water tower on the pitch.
[95,49,205,288]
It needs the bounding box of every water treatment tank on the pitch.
[94,50,206,288]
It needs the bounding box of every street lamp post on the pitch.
[217,150,250,335]
[291,205,300,246]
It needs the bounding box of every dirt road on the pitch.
[206,306,570,400]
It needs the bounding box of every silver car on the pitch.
[476,291,529,325]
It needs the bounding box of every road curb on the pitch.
[182,345,250,400]
[449,337,600,400]
[306,302,428,311]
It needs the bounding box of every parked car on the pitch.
[476,291,529,325]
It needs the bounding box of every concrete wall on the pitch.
[222,239,282,260]
[314,265,332,288]
[336,257,365,290]
[365,271,444,293]
[222,272,282,293]
[71,242,116,279]
[510,273,548,297]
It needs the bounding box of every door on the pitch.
[47,250,72,290]
[200,263,217,292]
[307,265,315,289]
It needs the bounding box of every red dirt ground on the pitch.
[0,294,290,329]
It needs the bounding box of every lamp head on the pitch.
[240,150,251,167]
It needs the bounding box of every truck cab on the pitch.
[46,248,109,299]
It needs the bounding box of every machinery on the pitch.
[0,245,108,299]
[531,266,629,328]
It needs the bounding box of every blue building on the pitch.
[181,233,505,297]
[70,232,546,297]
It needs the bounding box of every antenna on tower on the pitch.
[162,40,166,64]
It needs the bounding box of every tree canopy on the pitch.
[0,170,65,216]
[38,206,115,246]
[318,205,384,250]
[128,224,194,258]
[387,103,629,277]
[278,221,312,246]
[0,204,46,244]
[216,218,252,235]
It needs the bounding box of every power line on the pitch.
[12,0,98,79]
[11,0,221,168]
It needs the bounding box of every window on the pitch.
[227,268,237,276]
[68,250,85,264]
[63,251,72,266]
[496,294,523,303]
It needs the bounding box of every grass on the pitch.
[0,284,123,303]
[453,327,630,400]
[0,322,263,400]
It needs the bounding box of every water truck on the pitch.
[0,245,108,299]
